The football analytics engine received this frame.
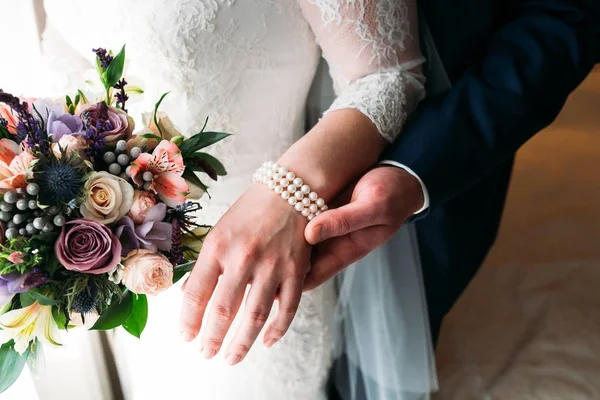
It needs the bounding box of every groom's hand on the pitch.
[303,166,424,291]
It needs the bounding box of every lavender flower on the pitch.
[0,90,49,155]
[114,79,129,113]
[93,48,114,69]
[115,203,173,256]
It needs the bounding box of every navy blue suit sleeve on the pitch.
[386,0,600,211]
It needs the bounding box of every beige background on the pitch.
[435,70,600,399]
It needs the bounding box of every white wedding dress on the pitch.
[32,0,436,399]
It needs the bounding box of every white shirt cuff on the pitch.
[379,160,430,214]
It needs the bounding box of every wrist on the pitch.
[381,166,425,215]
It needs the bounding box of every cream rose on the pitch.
[81,172,134,224]
[121,249,173,296]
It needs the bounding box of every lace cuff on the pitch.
[325,66,425,142]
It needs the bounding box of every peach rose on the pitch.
[52,134,88,159]
[121,249,173,296]
[126,190,157,224]
[80,172,134,224]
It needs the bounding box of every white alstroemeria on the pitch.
[0,302,62,355]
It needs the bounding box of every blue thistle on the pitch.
[33,147,91,206]
[72,284,98,314]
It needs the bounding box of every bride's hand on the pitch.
[180,184,310,365]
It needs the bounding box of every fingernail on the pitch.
[265,338,277,348]
[317,226,327,242]
[225,353,241,366]
[181,332,196,342]
[202,347,217,359]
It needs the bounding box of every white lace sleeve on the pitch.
[298,0,426,142]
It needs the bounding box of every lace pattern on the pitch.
[299,0,425,141]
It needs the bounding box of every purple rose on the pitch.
[115,203,172,256]
[47,110,84,140]
[77,103,134,145]
[55,219,122,274]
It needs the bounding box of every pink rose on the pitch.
[7,252,26,265]
[121,249,173,296]
[52,134,88,159]
[77,102,134,145]
[127,190,157,224]
[55,219,122,274]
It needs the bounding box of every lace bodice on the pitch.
[36,1,425,399]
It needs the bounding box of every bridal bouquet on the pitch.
[0,45,228,392]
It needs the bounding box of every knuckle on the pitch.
[270,326,288,339]
[247,310,269,328]
[205,337,224,348]
[334,215,352,235]
[230,343,251,355]
[369,182,389,199]
[213,304,236,322]
[279,306,298,320]
[183,289,209,308]
[206,237,226,257]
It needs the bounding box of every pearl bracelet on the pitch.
[252,161,328,221]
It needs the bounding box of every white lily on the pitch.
[0,302,62,355]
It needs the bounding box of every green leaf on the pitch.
[19,292,35,308]
[186,152,227,176]
[182,169,210,195]
[0,340,31,393]
[96,56,106,85]
[199,116,209,133]
[77,89,89,105]
[125,85,144,94]
[91,291,134,331]
[28,291,59,306]
[153,92,171,139]
[105,45,126,87]
[179,132,231,157]
[141,133,162,141]
[173,261,195,284]
[122,294,148,339]
[52,306,68,330]
[65,95,73,107]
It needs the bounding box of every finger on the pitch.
[304,200,382,245]
[304,225,394,291]
[180,257,221,343]
[199,273,248,359]
[223,276,278,365]
[263,275,303,348]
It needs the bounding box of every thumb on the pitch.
[304,200,379,245]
